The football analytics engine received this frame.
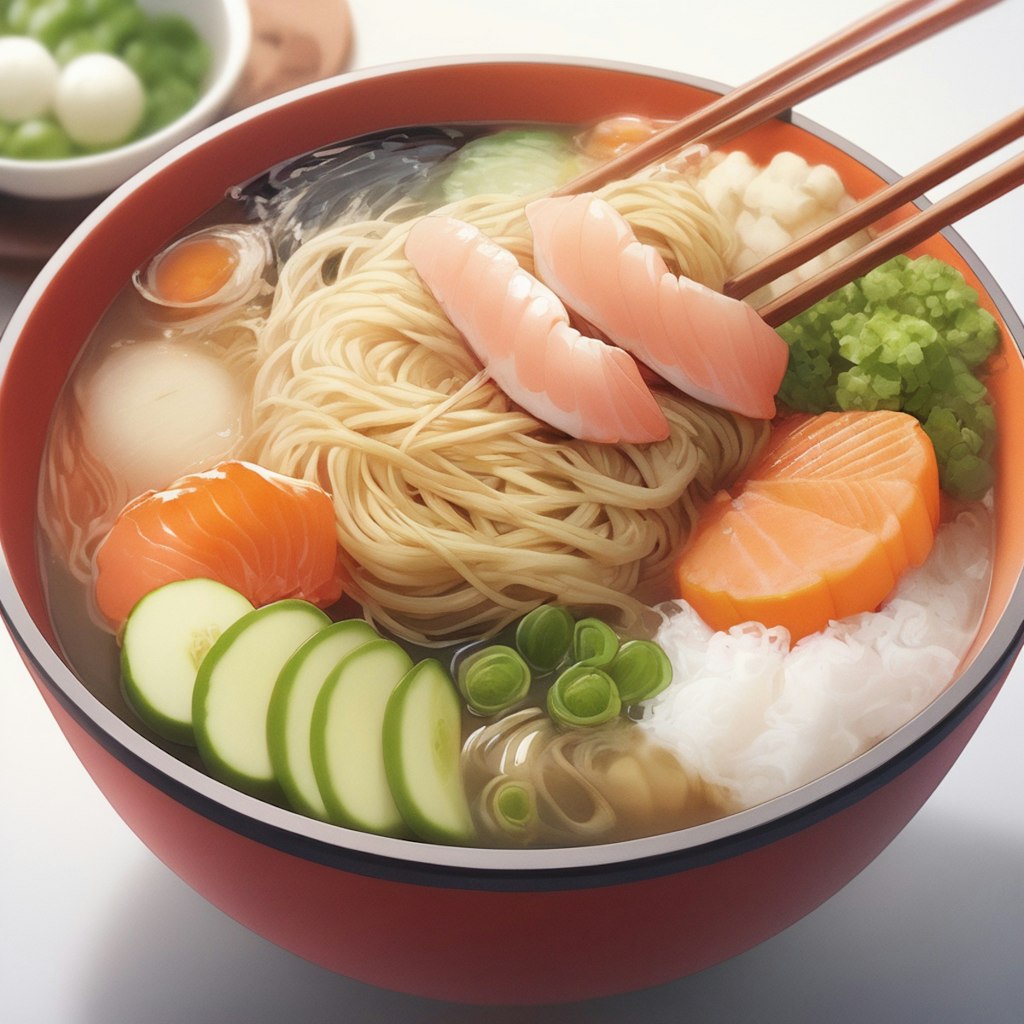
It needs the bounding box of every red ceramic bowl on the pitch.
[2,59,1023,1006]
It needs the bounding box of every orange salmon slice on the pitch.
[675,410,940,641]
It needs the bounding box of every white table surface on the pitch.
[2,1,1023,1020]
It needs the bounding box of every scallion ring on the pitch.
[483,778,539,839]
[515,604,574,671]
[571,617,619,667]
[607,639,673,703]
[456,645,532,716]
[547,664,621,728]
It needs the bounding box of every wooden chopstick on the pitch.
[755,148,1024,327]
[555,0,1004,197]
[726,106,1024,301]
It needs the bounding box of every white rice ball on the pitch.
[0,36,59,122]
[54,53,145,148]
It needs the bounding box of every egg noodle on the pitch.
[246,178,768,644]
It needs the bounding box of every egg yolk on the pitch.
[152,237,239,305]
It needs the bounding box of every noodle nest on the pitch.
[246,177,767,644]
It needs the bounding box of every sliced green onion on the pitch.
[515,604,574,671]
[572,617,619,667]
[456,645,532,716]
[607,640,673,703]
[547,664,621,728]
[483,778,538,839]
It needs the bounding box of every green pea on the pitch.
[27,0,88,50]
[178,38,211,87]
[80,0,132,16]
[143,12,201,50]
[53,27,107,62]
[91,3,143,52]
[5,118,75,160]
[122,38,179,85]
[0,121,13,154]
[5,0,45,35]
[142,76,197,132]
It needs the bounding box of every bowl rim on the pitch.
[3,54,1024,884]
[0,0,251,196]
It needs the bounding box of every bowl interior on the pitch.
[2,59,1023,872]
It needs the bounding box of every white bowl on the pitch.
[0,0,251,201]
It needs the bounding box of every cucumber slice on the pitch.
[193,599,330,800]
[310,638,413,835]
[120,578,254,746]
[267,619,379,820]
[382,658,474,845]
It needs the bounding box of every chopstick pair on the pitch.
[751,123,1024,326]
[554,0,1019,324]
[556,0,1004,194]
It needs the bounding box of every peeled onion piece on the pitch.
[133,224,273,328]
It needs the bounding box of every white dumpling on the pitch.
[77,341,244,497]
[0,36,59,122]
[54,53,144,148]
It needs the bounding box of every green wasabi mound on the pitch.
[778,254,1000,500]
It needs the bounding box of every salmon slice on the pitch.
[526,193,790,419]
[675,410,940,640]
[404,215,670,445]
[93,461,344,630]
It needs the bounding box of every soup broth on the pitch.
[37,117,997,848]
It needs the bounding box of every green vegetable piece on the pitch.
[484,778,538,840]
[120,578,254,746]
[122,38,179,85]
[547,664,621,729]
[92,3,143,51]
[515,604,574,671]
[383,659,475,844]
[142,75,197,132]
[5,118,74,159]
[441,128,588,203]
[6,0,39,35]
[192,599,330,801]
[456,644,531,716]
[572,617,619,667]
[310,638,413,836]
[267,618,380,820]
[28,0,88,51]
[53,28,107,62]
[778,253,1000,500]
[606,639,673,704]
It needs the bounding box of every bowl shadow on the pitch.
[75,809,1024,1023]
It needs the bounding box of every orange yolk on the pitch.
[580,115,668,160]
[152,236,239,305]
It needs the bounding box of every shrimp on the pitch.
[526,193,789,419]
[404,215,669,444]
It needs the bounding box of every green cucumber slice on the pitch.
[382,659,474,845]
[310,638,413,835]
[268,619,379,820]
[193,599,330,800]
[120,578,254,746]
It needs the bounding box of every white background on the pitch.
[2,0,1023,1020]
